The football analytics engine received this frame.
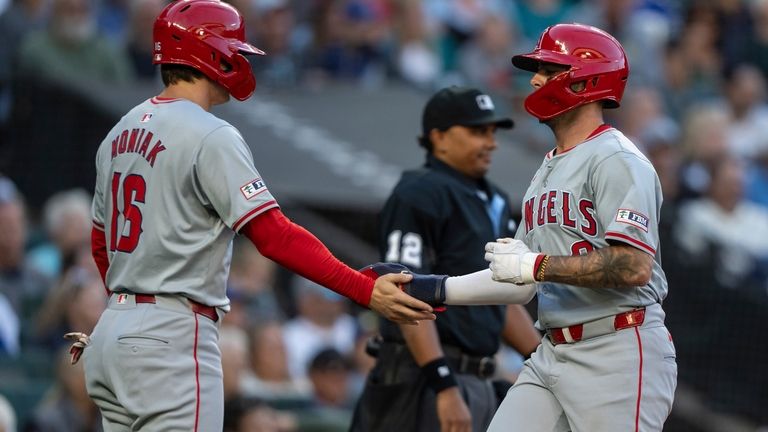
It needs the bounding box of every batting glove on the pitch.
[484,238,542,285]
[63,331,91,365]
[360,263,448,309]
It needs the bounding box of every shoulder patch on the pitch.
[615,208,649,232]
[240,178,267,200]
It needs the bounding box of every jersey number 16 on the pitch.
[110,172,146,252]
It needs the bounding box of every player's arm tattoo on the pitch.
[541,244,653,288]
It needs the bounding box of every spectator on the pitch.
[391,0,439,88]
[223,396,297,432]
[25,347,102,432]
[219,326,252,403]
[745,138,768,208]
[34,264,106,352]
[661,6,723,120]
[224,237,283,329]
[124,0,164,80]
[242,321,311,401]
[0,394,16,432]
[282,276,358,380]
[457,14,518,95]
[675,157,768,288]
[250,0,306,88]
[720,63,768,160]
[16,0,134,87]
[0,177,50,340]
[678,104,731,200]
[307,348,355,410]
[0,0,47,126]
[731,0,768,80]
[306,0,392,86]
[27,189,92,278]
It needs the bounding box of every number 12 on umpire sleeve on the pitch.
[385,230,423,269]
[110,172,146,253]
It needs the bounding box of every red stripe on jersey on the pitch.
[546,124,615,159]
[93,220,105,231]
[605,232,656,256]
[586,123,613,140]
[193,315,200,432]
[232,200,278,232]
[150,96,181,104]
[634,326,644,432]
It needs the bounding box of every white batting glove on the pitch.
[63,332,91,365]
[484,239,542,285]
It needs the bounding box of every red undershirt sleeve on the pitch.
[91,226,110,294]
[240,208,373,307]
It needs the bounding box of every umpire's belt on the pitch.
[378,341,496,379]
[442,345,496,379]
[546,308,645,345]
[111,292,219,322]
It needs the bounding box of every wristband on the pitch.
[535,255,550,282]
[421,357,458,393]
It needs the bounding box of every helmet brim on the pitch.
[232,40,266,56]
[512,51,572,73]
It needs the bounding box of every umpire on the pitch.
[349,86,541,432]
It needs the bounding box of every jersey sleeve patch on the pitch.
[615,208,649,232]
[240,178,267,200]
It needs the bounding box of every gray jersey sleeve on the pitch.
[194,126,278,232]
[591,152,660,256]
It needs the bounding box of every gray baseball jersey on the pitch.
[515,126,667,328]
[86,96,280,430]
[489,126,677,432]
[91,96,278,309]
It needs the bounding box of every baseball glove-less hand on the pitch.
[360,262,448,309]
[63,332,91,365]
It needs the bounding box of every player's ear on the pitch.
[429,128,447,153]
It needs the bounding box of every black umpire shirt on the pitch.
[378,154,515,357]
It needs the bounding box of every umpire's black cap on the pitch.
[421,86,514,139]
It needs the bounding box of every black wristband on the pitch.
[421,357,458,393]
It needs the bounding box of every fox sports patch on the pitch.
[240,178,266,200]
[615,209,649,232]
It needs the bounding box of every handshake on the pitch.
[360,263,448,308]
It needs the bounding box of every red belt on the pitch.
[548,308,646,345]
[129,293,219,322]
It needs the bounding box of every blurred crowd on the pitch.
[1,0,768,431]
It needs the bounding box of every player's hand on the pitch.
[360,263,448,308]
[369,273,436,325]
[63,331,91,365]
[436,387,472,432]
[484,239,542,284]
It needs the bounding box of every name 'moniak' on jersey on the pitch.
[110,127,167,167]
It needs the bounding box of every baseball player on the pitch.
[76,1,434,430]
[350,87,541,432]
[365,23,678,432]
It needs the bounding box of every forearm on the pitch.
[539,244,652,288]
[501,305,541,357]
[400,321,444,365]
[444,269,536,305]
[242,209,372,306]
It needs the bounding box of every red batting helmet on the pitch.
[512,23,629,121]
[153,0,265,101]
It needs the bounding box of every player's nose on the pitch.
[530,73,546,89]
